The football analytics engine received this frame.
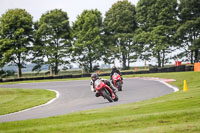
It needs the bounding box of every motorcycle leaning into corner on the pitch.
[94,79,118,102]
[112,73,123,91]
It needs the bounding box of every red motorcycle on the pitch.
[112,73,123,91]
[94,79,118,102]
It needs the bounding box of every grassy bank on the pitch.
[0,88,56,115]
[0,71,200,133]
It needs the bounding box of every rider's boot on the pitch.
[121,77,123,84]
[110,84,117,92]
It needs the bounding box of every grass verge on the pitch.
[0,88,56,115]
[0,71,200,133]
[0,77,91,85]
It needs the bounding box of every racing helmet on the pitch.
[112,66,117,71]
[91,73,98,81]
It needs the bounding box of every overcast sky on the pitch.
[0,0,139,23]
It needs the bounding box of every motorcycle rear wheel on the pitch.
[117,81,122,91]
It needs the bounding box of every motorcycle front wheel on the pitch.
[113,93,118,102]
[102,89,113,102]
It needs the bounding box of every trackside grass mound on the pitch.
[0,71,200,133]
[0,88,56,115]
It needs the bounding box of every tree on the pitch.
[33,9,71,75]
[177,0,200,63]
[72,9,103,72]
[0,9,33,77]
[136,0,178,67]
[103,0,137,69]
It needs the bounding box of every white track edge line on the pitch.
[158,80,179,92]
[0,89,59,118]
[0,78,178,118]
[125,77,179,92]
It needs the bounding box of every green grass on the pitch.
[0,71,200,133]
[0,88,56,115]
[0,77,91,85]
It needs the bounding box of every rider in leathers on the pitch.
[110,66,123,83]
[90,73,117,97]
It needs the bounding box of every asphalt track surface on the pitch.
[0,78,175,122]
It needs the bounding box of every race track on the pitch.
[0,78,176,122]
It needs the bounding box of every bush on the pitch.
[0,70,15,78]
[93,65,100,71]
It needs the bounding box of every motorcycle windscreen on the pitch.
[94,79,104,91]
[94,79,101,86]
[113,73,120,79]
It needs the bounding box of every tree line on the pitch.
[0,0,199,78]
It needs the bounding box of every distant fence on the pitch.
[0,65,194,82]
